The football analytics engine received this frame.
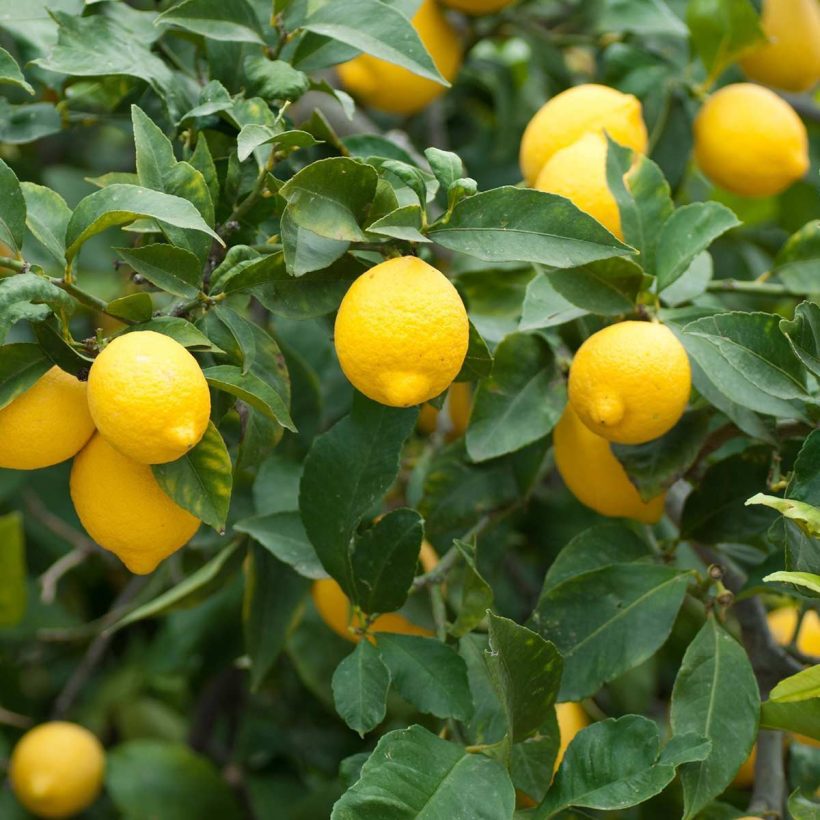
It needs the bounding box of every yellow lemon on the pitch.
[70,434,200,574]
[768,606,820,657]
[313,542,437,642]
[694,83,809,197]
[535,132,623,239]
[732,745,757,789]
[568,321,691,445]
[10,722,105,819]
[443,0,515,14]
[334,256,469,407]
[553,404,666,524]
[88,330,210,465]
[0,366,95,470]
[417,382,472,437]
[741,0,820,92]
[336,0,462,116]
[520,83,648,186]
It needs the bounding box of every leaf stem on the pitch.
[0,255,29,273]
[705,279,793,296]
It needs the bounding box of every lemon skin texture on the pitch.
[87,330,211,465]
[334,256,470,407]
[70,434,201,574]
[443,0,515,14]
[694,83,809,197]
[0,366,95,470]
[741,0,820,91]
[554,404,666,524]
[312,543,437,641]
[535,132,623,239]
[10,722,105,819]
[336,0,462,116]
[568,321,691,445]
[520,83,648,186]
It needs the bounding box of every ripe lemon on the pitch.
[568,321,691,445]
[519,83,648,186]
[336,0,462,116]
[10,722,105,819]
[70,434,200,574]
[87,330,210,465]
[732,744,757,789]
[553,404,666,524]
[535,132,622,239]
[768,606,820,656]
[312,542,437,642]
[443,0,515,14]
[417,382,472,436]
[741,0,820,92]
[0,366,95,470]
[694,83,809,197]
[334,256,469,407]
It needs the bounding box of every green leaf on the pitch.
[538,717,709,818]
[152,422,233,531]
[244,544,310,691]
[203,365,294,430]
[466,332,563,462]
[331,725,515,819]
[107,541,243,634]
[773,221,820,294]
[763,570,820,595]
[531,564,690,700]
[0,101,61,145]
[520,272,587,331]
[596,0,688,35]
[670,618,760,820]
[0,158,25,253]
[761,699,820,742]
[0,343,50,411]
[299,395,417,593]
[749,495,820,538]
[428,187,632,268]
[106,740,243,819]
[123,317,223,352]
[281,205,349,275]
[376,634,473,720]
[351,509,423,614]
[769,665,820,703]
[684,311,809,402]
[485,613,562,744]
[116,244,202,299]
[656,202,740,291]
[781,301,820,379]
[31,320,92,377]
[366,205,429,243]
[20,182,71,266]
[612,409,711,501]
[212,251,285,295]
[789,790,820,820]
[235,511,324,579]
[65,185,222,263]
[156,0,265,43]
[542,524,651,593]
[686,0,766,79]
[456,321,493,382]
[332,639,391,737]
[299,0,448,84]
[280,157,379,242]
[449,540,493,638]
[547,256,645,315]
[0,274,75,343]
[0,46,33,94]
[106,292,153,323]
[425,147,464,192]
[236,124,317,163]
[681,448,777,542]
[244,54,310,101]
[0,512,26,627]
[661,251,713,307]
[788,429,820,505]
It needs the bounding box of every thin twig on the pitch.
[0,706,33,729]
[705,279,794,296]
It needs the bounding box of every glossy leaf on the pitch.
[203,365,294,430]
[156,0,265,43]
[235,511,324,579]
[332,639,391,737]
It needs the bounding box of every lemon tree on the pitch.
[0,0,818,818]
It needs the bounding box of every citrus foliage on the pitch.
[0,0,819,818]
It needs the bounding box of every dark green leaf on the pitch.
[331,725,514,820]
[236,124,317,163]
[455,321,493,382]
[153,422,233,531]
[0,344,51,411]
[0,158,25,253]
[244,54,310,100]
[332,639,391,737]
[235,511,325,579]
[0,274,75,343]
[116,244,202,299]
[203,365,294,430]
[21,182,71,266]
[123,317,223,352]
[32,320,93,376]
[773,221,820,294]
[671,619,760,820]
[531,564,690,700]
[485,613,562,743]
[376,634,473,720]
[661,251,713,307]
[450,540,493,638]
[281,205,349,275]
[156,0,264,43]
[428,187,632,268]
[0,101,61,145]
[520,272,587,331]
[466,332,563,462]
[547,256,644,315]
[0,46,33,94]
[788,429,820,505]
[781,301,820,379]
[106,292,153,323]
[425,147,464,191]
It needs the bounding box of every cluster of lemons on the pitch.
[0,331,210,574]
